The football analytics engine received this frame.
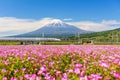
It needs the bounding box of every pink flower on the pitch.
[61,77,67,80]
[19,76,23,80]
[89,74,102,80]
[49,62,54,68]
[1,69,7,73]
[38,70,42,75]
[56,70,61,74]
[14,69,18,74]
[114,59,119,64]
[45,73,51,80]
[75,64,82,68]
[114,73,120,79]
[80,70,85,77]
[2,77,7,80]
[63,73,67,78]
[21,68,26,71]
[5,61,9,65]
[100,62,109,68]
[10,77,17,80]
[24,74,30,79]
[74,68,80,74]
[68,69,73,73]
[29,74,37,80]
[40,66,46,72]
[80,76,88,80]
[36,76,41,80]
[38,66,47,75]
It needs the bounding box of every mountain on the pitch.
[77,27,120,42]
[15,19,91,37]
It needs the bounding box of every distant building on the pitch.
[81,39,94,45]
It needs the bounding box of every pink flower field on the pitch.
[0,45,120,80]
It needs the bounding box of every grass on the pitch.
[0,41,20,45]
[0,41,120,45]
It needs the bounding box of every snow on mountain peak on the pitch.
[50,19,63,24]
[44,19,65,27]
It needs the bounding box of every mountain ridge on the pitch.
[15,19,91,37]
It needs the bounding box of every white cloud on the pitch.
[101,20,120,24]
[67,20,120,32]
[0,17,55,36]
[63,18,72,21]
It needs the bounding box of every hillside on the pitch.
[71,28,120,42]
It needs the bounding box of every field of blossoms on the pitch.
[0,45,120,80]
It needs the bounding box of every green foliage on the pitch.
[0,41,20,45]
[68,28,120,43]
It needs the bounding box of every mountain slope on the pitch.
[77,28,120,41]
[16,19,90,37]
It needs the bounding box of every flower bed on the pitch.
[0,45,120,80]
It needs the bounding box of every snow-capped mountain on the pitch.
[43,19,68,28]
[16,19,91,37]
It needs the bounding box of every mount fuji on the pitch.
[15,19,91,37]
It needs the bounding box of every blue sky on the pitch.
[0,0,120,21]
[0,0,120,36]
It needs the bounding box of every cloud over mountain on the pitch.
[17,19,90,37]
[0,17,120,36]
[63,18,73,21]
[67,20,120,32]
